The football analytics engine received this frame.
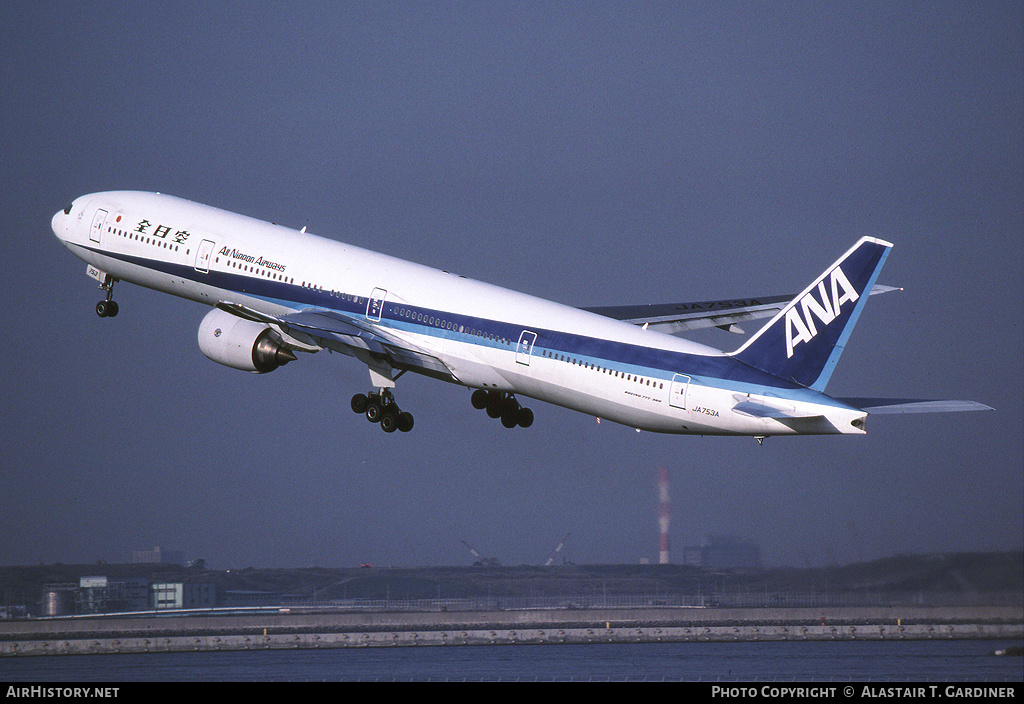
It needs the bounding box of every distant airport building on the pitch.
[40,576,153,615]
[133,546,184,565]
[40,576,216,615]
[683,535,761,571]
[151,581,217,610]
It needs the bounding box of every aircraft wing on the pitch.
[836,398,994,414]
[583,285,900,335]
[215,302,454,379]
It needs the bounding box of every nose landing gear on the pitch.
[351,389,414,433]
[95,276,119,317]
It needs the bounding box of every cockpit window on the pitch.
[63,203,73,215]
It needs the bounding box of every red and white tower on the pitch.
[658,466,670,564]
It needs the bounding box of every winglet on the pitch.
[730,237,893,391]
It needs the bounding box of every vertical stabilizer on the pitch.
[730,237,892,391]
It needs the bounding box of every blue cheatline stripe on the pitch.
[87,245,836,399]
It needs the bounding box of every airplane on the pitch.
[50,191,991,439]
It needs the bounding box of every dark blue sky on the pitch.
[2,1,1021,569]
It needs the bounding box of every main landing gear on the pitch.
[95,276,119,318]
[351,389,414,433]
[471,390,534,429]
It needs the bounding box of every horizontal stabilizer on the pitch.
[732,401,802,418]
[583,285,900,336]
[731,394,824,419]
[836,398,994,414]
[731,399,838,433]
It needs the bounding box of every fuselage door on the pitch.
[669,373,691,410]
[194,239,215,273]
[367,288,387,322]
[89,208,107,244]
[516,330,538,365]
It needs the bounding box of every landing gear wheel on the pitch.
[356,389,414,433]
[485,392,504,419]
[350,393,368,414]
[95,300,118,318]
[517,407,534,428]
[364,397,383,424]
[471,389,489,410]
[96,276,118,317]
[501,410,519,428]
[397,412,414,433]
[472,390,534,430]
[380,410,399,433]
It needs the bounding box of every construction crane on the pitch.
[461,540,500,567]
[543,532,572,566]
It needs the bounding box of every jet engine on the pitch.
[197,308,297,373]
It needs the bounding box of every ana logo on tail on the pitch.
[785,265,859,359]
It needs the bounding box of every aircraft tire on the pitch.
[364,399,383,423]
[398,412,414,432]
[351,393,368,414]
[517,407,534,428]
[380,411,399,433]
[501,411,519,428]
[96,300,118,317]
[471,389,489,410]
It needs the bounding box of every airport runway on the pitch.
[2,606,1021,656]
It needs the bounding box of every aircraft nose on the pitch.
[51,205,72,242]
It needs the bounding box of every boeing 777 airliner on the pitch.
[50,191,990,438]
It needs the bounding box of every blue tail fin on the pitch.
[730,237,892,391]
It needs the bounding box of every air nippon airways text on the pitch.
[785,265,859,358]
[218,246,287,272]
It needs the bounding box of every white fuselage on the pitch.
[51,191,867,435]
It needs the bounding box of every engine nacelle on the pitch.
[198,308,297,373]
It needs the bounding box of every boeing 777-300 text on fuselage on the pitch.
[50,192,990,438]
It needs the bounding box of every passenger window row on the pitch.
[109,226,181,253]
[540,349,664,389]
[394,307,511,346]
[221,256,294,283]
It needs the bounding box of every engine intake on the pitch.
[198,308,297,373]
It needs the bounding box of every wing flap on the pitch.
[280,309,389,354]
[279,309,453,376]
